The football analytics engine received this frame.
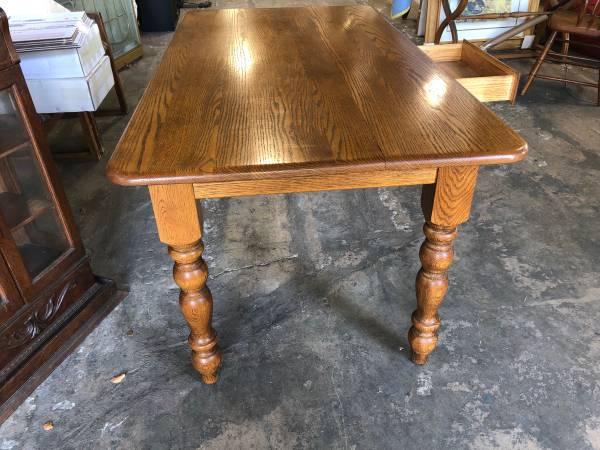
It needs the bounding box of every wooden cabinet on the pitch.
[0,9,120,423]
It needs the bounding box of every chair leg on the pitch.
[521,31,558,96]
[79,112,103,161]
[561,32,569,87]
[597,69,600,106]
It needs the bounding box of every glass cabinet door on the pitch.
[57,0,142,64]
[0,88,70,289]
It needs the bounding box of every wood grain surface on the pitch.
[421,166,478,226]
[107,6,527,187]
[192,168,436,198]
[419,42,518,103]
[148,184,201,245]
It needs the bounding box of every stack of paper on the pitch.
[7,12,115,113]
[9,12,93,51]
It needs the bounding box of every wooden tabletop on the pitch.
[107,5,527,186]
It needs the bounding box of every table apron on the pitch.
[192,168,438,199]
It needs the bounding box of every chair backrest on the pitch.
[575,0,600,28]
[0,8,20,72]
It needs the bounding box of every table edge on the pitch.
[105,143,527,187]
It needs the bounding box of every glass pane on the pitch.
[0,90,69,279]
[57,0,142,59]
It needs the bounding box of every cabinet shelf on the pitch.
[0,141,29,160]
[12,199,52,232]
[0,192,52,232]
[19,243,63,277]
[0,115,29,158]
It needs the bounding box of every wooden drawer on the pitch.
[418,40,519,103]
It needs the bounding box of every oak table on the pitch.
[107,5,527,384]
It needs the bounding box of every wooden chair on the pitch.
[521,0,600,105]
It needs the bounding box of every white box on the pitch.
[18,23,105,79]
[26,55,115,113]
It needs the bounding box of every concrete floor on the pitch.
[2,2,600,449]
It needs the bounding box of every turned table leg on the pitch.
[409,167,478,364]
[149,184,222,383]
[409,223,457,364]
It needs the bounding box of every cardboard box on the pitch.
[26,55,114,113]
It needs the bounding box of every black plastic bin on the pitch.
[136,0,180,32]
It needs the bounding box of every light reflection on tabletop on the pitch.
[424,75,448,107]
[230,40,253,75]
